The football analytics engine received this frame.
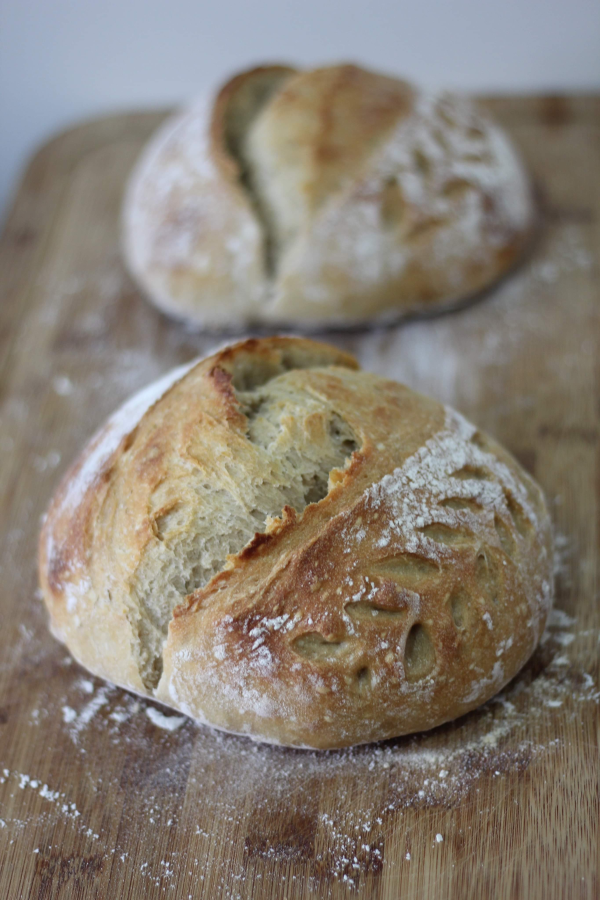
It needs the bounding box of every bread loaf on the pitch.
[123,63,535,328]
[39,338,553,748]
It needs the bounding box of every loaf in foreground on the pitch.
[123,63,535,329]
[39,338,553,748]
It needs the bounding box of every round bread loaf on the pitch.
[39,338,553,748]
[123,63,535,329]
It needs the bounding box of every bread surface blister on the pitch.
[122,63,535,329]
[39,338,553,749]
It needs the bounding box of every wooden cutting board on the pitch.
[0,96,598,900]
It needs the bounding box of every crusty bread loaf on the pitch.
[123,63,535,329]
[39,338,553,748]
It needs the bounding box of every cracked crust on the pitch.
[39,338,553,748]
[123,63,536,329]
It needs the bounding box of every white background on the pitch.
[1,0,599,222]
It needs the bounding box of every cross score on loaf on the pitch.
[39,338,553,748]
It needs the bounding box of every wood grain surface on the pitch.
[0,96,598,900]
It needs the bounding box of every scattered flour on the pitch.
[0,199,596,896]
[1,770,99,842]
[145,706,186,731]
[52,375,74,396]
[69,686,112,739]
[62,705,77,724]
[1,602,595,894]
[547,608,576,629]
[352,220,594,415]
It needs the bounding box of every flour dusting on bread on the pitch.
[39,338,553,748]
[122,63,535,328]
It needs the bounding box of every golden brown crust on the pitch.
[209,64,297,183]
[123,63,536,328]
[246,64,414,216]
[39,338,553,748]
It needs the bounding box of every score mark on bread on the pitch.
[39,338,553,748]
[123,63,535,329]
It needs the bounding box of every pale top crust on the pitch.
[122,63,535,328]
[39,338,553,749]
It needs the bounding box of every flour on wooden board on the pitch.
[0,769,99,845]
[1,212,596,896]
[354,220,593,410]
[4,599,596,895]
[145,706,186,731]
